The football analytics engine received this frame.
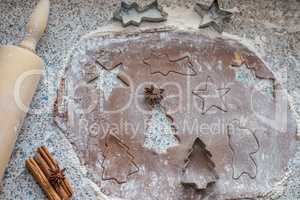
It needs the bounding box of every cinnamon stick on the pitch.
[34,154,69,199]
[40,146,72,191]
[25,157,61,200]
[25,146,73,200]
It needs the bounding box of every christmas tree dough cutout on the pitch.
[101,134,139,184]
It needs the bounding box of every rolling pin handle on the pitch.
[19,0,50,52]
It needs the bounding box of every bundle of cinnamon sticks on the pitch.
[25,146,73,200]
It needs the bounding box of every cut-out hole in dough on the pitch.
[233,64,273,97]
[144,106,178,153]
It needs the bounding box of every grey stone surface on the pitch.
[0,0,299,199]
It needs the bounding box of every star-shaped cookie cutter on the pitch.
[195,0,233,33]
[113,0,168,27]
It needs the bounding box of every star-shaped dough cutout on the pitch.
[143,53,197,76]
[192,76,230,114]
[195,0,233,33]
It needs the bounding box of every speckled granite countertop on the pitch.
[0,0,299,199]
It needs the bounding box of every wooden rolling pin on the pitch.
[0,0,50,181]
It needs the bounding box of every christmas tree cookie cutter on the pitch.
[113,0,168,27]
